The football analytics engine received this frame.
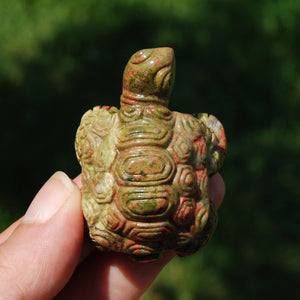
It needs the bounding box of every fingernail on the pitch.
[22,171,75,224]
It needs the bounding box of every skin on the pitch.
[0,171,225,300]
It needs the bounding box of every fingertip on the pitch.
[209,173,225,209]
[0,219,22,245]
[22,171,78,224]
[72,174,82,189]
[0,172,84,299]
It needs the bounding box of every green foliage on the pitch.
[0,0,299,299]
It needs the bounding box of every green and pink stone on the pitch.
[75,47,226,262]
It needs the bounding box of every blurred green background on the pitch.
[1,0,299,299]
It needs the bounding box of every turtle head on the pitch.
[121,47,175,106]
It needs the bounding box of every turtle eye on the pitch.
[131,49,153,64]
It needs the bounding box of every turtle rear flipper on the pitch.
[198,113,226,176]
[175,201,218,256]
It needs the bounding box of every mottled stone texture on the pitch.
[75,47,226,262]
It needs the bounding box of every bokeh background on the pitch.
[1,0,299,299]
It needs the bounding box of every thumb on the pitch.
[0,171,84,300]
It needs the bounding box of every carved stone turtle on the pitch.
[75,47,226,262]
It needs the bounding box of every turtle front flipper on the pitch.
[75,106,119,165]
[198,113,226,176]
[75,105,120,226]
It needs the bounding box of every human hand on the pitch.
[0,171,225,300]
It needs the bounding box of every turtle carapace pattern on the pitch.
[75,47,226,262]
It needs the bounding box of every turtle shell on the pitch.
[75,47,226,262]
